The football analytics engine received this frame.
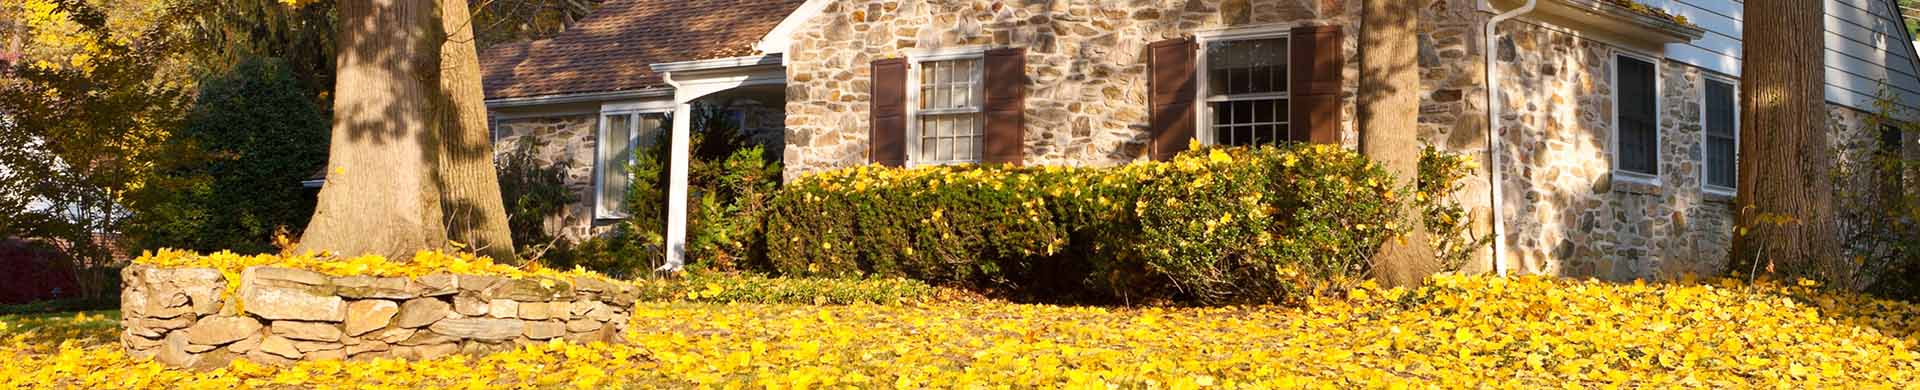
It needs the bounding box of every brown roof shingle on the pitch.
[481,0,807,100]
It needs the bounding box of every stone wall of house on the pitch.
[1416,0,1497,272]
[782,0,1364,179]
[780,0,1898,280]
[494,115,601,240]
[119,265,634,369]
[1480,19,1899,281]
[1476,20,1730,281]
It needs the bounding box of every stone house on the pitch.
[482,0,1920,279]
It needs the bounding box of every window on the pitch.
[1703,77,1737,194]
[1881,124,1904,156]
[1201,36,1290,146]
[912,57,983,164]
[596,112,666,219]
[1615,54,1659,179]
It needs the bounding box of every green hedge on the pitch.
[765,144,1437,304]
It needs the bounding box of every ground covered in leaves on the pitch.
[4,276,1919,389]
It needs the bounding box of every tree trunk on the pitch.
[434,0,518,262]
[1359,0,1435,287]
[299,0,449,259]
[1731,0,1840,283]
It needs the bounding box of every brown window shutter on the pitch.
[870,58,909,167]
[1149,38,1197,160]
[983,48,1026,165]
[1289,25,1343,145]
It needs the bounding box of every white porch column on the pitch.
[663,91,694,272]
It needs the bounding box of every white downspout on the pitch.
[1485,0,1535,277]
[659,72,691,273]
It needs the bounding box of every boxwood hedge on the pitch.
[764,144,1473,304]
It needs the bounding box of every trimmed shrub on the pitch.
[765,144,1423,304]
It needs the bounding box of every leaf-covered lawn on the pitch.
[4,276,1920,389]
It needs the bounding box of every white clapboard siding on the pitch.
[1643,0,1920,115]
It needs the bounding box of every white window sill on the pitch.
[1610,171,1663,195]
[1702,187,1736,203]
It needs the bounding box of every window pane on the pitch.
[639,114,666,148]
[1708,136,1735,188]
[1616,56,1658,176]
[957,115,976,138]
[600,114,634,215]
[1704,80,1736,188]
[1882,125,1903,155]
[955,135,974,160]
[915,58,986,164]
[1207,38,1288,97]
[1209,98,1290,146]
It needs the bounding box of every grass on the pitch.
[0,310,119,347]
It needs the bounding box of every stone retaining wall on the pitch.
[120,265,636,369]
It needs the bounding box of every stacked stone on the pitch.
[120,265,637,369]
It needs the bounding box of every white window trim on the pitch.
[1194,25,1291,146]
[1610,50,1664,186]
[904,46,990,166]
[1700,74,1739,197]
[594,104,672,220]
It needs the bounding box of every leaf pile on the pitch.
[135,249,621,300]
[5,276,1920,388]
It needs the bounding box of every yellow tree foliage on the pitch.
[8,0,172,72]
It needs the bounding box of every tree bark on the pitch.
[299,0,449,259]
[1731,0,1840,283]
[434,0,518,262]
[1359,0,1435,287]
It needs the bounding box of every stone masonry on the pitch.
[782,0,1364,178]
[120,265,635,369]
[779,0,1897,281]
[495,114,601,240]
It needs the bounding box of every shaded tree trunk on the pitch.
[434,0,517,262]
[1730,0,1839,282]
[299,0,449,259]
[1359,0,1435,287]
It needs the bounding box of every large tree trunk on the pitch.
[299,0,449,259]
[1730,0,1840,283]
[301,0,517,262]
[1359,0,1435,287]
[434,0,517,262]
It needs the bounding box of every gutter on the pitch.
[483,88,673,109]
[1485,0,1537,277]
[649,54,784,73]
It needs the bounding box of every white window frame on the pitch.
[1194,25,1292,146]
[594,101,672,220]
[1610,51,1664,186]
[1700,73,1739,196]
[904,46,990,166]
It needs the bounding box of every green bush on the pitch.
[123,57,326,254]
[765,144,1440,304]
[541,103,783,276]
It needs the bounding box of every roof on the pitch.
[480,0,808,100]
